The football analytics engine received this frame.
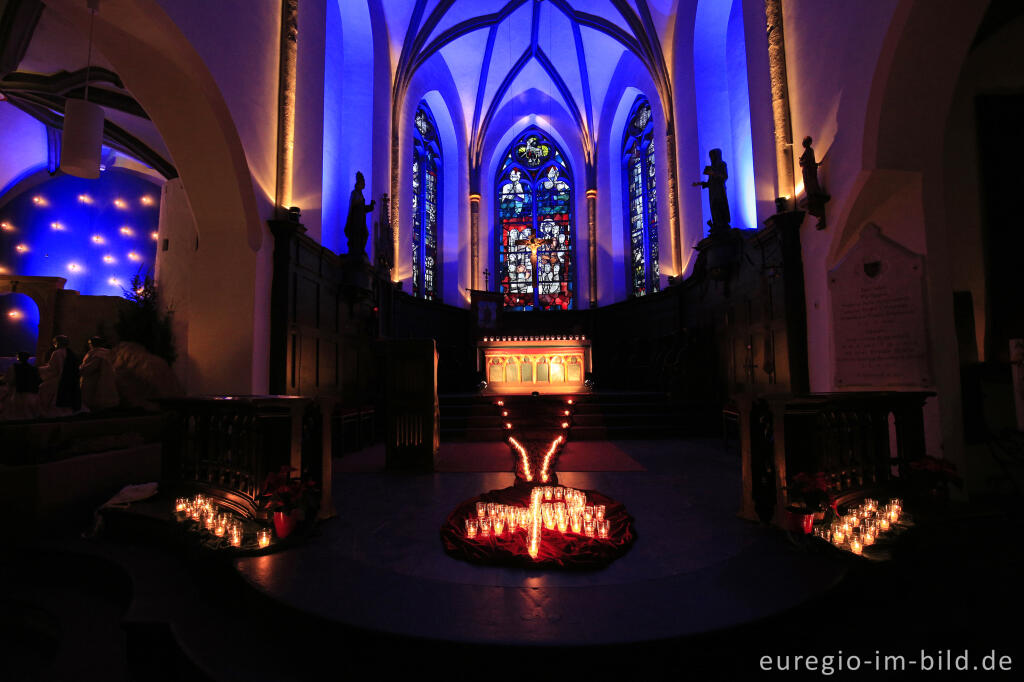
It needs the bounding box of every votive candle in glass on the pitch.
[542,504,555,530]
[175,497,187,513]
[878,516,890,531]
[863,529,875,546]
[479,517,491,537]
[597,519,610,539]
[229,530,242,547]
[583,506,594,522]
[543,487,553,501]
[465,518,479,539]
[257,530,271,549]
[493,515,506,536]
[890,498,902,513]
[557,516,568,533]
[849,539,863,555]
[476,501,487,519]
[570,514,582,534]
[554,487,564,501]
[595,505,606,522]
[831,524,846,546]
[583,518,595,537]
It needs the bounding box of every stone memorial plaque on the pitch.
[829,224,930,387]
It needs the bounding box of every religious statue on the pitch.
[693,148,730,234]
[345,171,375,257]
[799,136,831,229]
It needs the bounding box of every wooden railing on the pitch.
[736,391,933,525]
[160,396,333,518]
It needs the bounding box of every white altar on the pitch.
[478,335,592,394]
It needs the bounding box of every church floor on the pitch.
[4,439,1023,680]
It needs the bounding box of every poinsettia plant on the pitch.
[258,466,320,514]
[786,471,837,515]
[908,454,963,497]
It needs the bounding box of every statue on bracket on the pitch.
[345,171,375,258]
[693,148,730,236]
[799,136,831,229]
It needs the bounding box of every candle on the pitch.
[597,519,609,539]
[595,505,606,522]
[476,501,487,519]
[214,522,226,537]
[542,504,555,530]
[849,539,862,555]
[465,518,479,539]
[229,530,242,547]
[583,506,594,522]
[878,517,890,531]
[557,516,568,533]
[554,487,564,500]
[479,517,491,537]
[543,487,553,501]
[583,519,595,537]
[528,488,543,558]
[493,516,505,536]
[257,530,271,549]
[570,513,582,534]
[863,530,875,545]
[175,497,187,513]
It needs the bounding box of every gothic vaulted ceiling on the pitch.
[384,0,679,165]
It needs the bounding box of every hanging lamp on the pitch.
[61,0,104,179]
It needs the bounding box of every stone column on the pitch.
[765,0,796,204]
[275,0,299,217]
[586,188,597,307]
[665,124,682,276]
[470,193,481,290]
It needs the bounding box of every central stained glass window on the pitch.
[495,128,574,311]
[412,103,441,300]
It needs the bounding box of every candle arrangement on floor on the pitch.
[441,395,636,568]
[173,494,273,551]
[812,498,904,556]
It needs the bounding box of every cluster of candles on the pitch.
[814,498,902,555]
[174,495,271,549]
[465,486,611,558]
[481,335,585,342]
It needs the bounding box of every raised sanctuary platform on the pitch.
[479,335,591,394]
[233,439,846,647]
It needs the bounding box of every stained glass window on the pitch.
[622,97,659,297]
[412,103,441,300]
[495,128,574,311]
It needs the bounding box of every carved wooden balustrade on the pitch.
[737,391,934,525]
[160,396,332,519]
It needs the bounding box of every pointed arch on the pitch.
[495,127,574,310]
[411,101,442,300]
[621,95,659,297]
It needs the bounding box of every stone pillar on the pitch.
[275,0,299,216]
[765,0,796,204]
[665,125,682,276]
[470,193,481,290]
[586,188,597,307]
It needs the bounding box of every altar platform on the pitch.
[233,439,846,648]
[478,335,591,394]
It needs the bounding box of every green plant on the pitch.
[116,268,176,365]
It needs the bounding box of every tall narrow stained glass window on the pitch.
[622,97,659,297]
[495,128,574,310]
[412,103,441,299]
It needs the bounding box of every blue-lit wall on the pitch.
[0,168,161,296]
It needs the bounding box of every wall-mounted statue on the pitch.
[799,136,830,229]
[345,171,375,257]
[693,148,730,235]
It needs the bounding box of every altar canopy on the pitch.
[479,336,591,394]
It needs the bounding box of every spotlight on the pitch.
[127,251,141,261]
[50,222,65,231]
[67,262,81,272]
[140,195,154,206]
[7,309,23,320]
[150,231,159,241]
[15,244,28,253]
[77,194,93,204]
[108,277,121,286]
[119,226,134,237]
[114,198,127,209]
[103,255,115,264]
[0,222,13,232]
[31,195,46,206]
[91,234,105,244]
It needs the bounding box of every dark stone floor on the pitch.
[4,438,1023,681]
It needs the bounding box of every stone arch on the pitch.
[0,275,65,360]
[45,0,271,394]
